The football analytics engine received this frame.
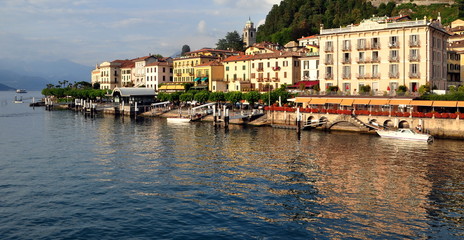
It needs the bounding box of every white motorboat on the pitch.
[167,117,191,123]
[376,128,433,142]
[16,89,27,93]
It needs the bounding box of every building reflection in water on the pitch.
[89,117,464,238]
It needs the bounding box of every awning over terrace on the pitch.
[409,100,433,106]
[368,99,389,105]
[432,101,457,107]
[340,99,354,106]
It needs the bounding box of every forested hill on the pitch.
[256,0,460,45]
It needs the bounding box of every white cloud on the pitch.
[197,20,207,34]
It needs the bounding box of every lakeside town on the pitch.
[39,14,464,140]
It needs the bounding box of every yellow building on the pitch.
[448,19,464,86]
[173,48,236,83]
[193,61,225,92]
[319,16,449,95]
[223,51,302,92]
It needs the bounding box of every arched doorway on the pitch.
[398,120,410,129]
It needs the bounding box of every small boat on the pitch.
[16,89,27,93]
[376,128,433,142]
[14,96,23,104]
[167,117,191,123]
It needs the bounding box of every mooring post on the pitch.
[213,104,217,124]
[224,108,229,129]
[296,108,301,134]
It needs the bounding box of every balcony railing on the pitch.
[272,66,280,71]
[409,55,420,62]
[325,58,333,65]
[371,73,381,79]
[325,46,333,52]
[371,57,381,63]
[371,43,380,49]
[409,72,421,78]
[325,73,333,80]
[389,56,399,62]
[389,42,399,48]
[342,73,351,79]
[409,40,420,47]
[342,45,351,51]
[342,58,351,64]
[257,67,264,72]
[389,72,399,78]
[357,44,367,50]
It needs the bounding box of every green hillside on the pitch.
[257,0,460,45]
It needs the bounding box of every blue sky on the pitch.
[0,0,280,66]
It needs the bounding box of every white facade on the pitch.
[300,56,319,81]
[145,62,173,91]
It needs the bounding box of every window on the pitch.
[358,52,365,62]
[325,54,333,64]
[242,65,246,70]
[372,65,379,78]
[389,64,399,78]
[325,41,333,52]
[389,50,398,61]
[343,40,351,51]
[372,51,379,62]
[371,37,380,49]
[410,49,419,61]
[410,64,419,78]
[343,66,351,79]
[410,35,419,47]
[326,66,333,79]
[357,39,366,50]
[343,53,351,63]
[358,65,365,77]
[389,36,398,47]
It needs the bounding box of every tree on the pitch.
[225,91,243,106]
[209,92,225,102]
[216,31,244,51]
[194,91,210,103]
[179,92,194,102]
[243,91,261,108]
[181,45,191,56]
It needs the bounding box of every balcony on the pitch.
[357,44,367,50]
[356,57,369,63]
[409,55,420,62]
[389,42,399,48]
[342,58,351,64]
[342,45,351,51]
[325,46,333,52]
[272,77,280,82]
[371,57,381,63]
[409,40,420,47]
[371,73,381,79]
[389,56,399,62]
[272,66,280,71]
[371,43,380,49]
[389,72,399,78]
[409,72,420,78]
[356,73,367,79]
[325,73,333,80]
[342,73,351,79]
[257,67,264,72]
[325,58,333,65]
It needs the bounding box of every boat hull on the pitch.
[167,117,191,123]
[376,129,433,142]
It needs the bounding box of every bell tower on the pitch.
[243,17,256,48]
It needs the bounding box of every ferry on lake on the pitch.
[16,89,27,93]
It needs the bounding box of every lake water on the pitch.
[1,91,463,239]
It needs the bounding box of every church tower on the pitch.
[243,18,256,48]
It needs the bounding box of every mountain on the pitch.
[0,83,15,91]
[0,59,93,90]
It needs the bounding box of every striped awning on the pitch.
[432,101,457,107]
[389,99,412,105]
[309,98,327,105]
[325,98,342,104]
[353,99,371,105]
[295,97,312,103]
[340,99,354,106]
[410,100,433,106]
[369,99,389,105]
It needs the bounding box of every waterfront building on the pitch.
[120,61,135,87]
[132,56,160,87]
[448,19,464,86]
[173,48,236,83]
[94,60,125,90]
[447,51,461,86]
[193,61,225,92]
[145,61,173,91]
[222,54,254,92]
[243,18,256,48]
[298,35,319,48]
[91,65,100,88]
[318,15,449,95]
